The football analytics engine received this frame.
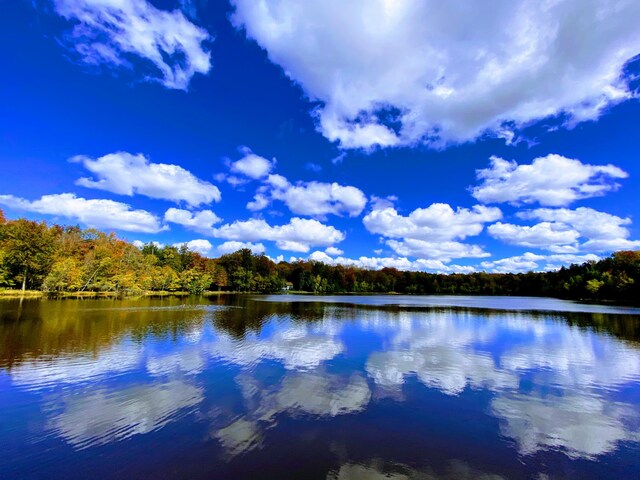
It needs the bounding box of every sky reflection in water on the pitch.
[0,295,639,479]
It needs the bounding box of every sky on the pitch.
[1,0,640,274]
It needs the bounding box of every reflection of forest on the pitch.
[1,296,639,369]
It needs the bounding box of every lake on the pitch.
[1,295,639,479]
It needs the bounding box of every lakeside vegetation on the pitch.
[0,210,639,304]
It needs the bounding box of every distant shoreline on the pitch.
[1,289,638,307]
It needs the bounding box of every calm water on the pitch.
[1,295,640,479]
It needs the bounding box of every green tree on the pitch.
[585,278,604,296]
[0,219,56,291]
[0,247,13,287]
[43,257,84,292]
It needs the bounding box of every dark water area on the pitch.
[1,295,639,479]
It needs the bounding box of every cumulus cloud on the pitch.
[386,239,490,262]
[209,325,344,370]
[518,207,640,252]
[53,0,212,90]
[368,346,516,396]
[217,241,266,255]
[363,203,500,261]
[213,418,263,457]
[365,315,518,395]
[492,329,640,458]
[232,0,640,148]
[11,343,141,389]
[492,392,638,459]
[164,208,221,235]
[306,251,474,274]
[488,222,581,251]
[479,252,599,273]
[249,174,368,217]
[222,148,367,218]
[213,367,370,457]
[0,193,166,233]
[501,328,640,393]
[364,203,501,241]
[489,207,640,254]
[46,380,203,449]
[173,239,213,256]
[325,246,343,256]
[74,152,221,207]
[229,149,275,179]
[472,155,627,206]
[253,369,371,419]
[212,217,345,252]
[360,310,640,459]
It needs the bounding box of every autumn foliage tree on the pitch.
[0,208,639,303]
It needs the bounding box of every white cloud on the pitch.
[246,194,270,212]
[213,368,371,457]
[209,325,344,370]
[581,237,640,252]
[492,392,638,459]
[368,346,516,396]
[479,252,599,273]
[325,246,343,256]
[232,0,640,148]
[74,152,221,207]
[54,0,211,90]
[212,217,345,252]
[306,251,474,274]
[217,241,266,255]
[493,327,640,458]
[365,315,518,395]
[250,175,367,217]
[472,154,627,206]
[386,239,490,262]
[213,418,263,457]
[502,330,640,394]
[363,202,500,261]
[164,208,221,235]
[518,207,640,252]
[146,347,206,377]
[490,207,640,254]
[359,310,640,459]
[173,239,213,256]
[46,380,203,449]
[11,343,141,389]
[364,203,502,241]
[488,222,580,250]
[308,251,336,263]
[0,193,166,233]
[132,240,164,249]
[224,148,367,218]
[261,370,371,418]
[229,149,275,179]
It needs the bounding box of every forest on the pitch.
[0,210,639,304]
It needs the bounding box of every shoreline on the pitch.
[1,289,638,307]
[0,289,238,299]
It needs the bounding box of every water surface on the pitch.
[1,295,639,479]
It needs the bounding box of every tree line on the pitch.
[0,210,638,303]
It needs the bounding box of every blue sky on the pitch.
[1,0,640,273]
